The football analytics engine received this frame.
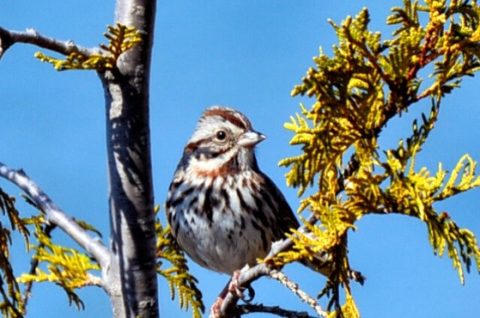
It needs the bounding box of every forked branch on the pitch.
[0,162,110,268]
[0,26,97,58]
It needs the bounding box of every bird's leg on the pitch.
[209,274,235,318]
[209,297,224,318]
[228,270,244,298]
[209,270,250,318]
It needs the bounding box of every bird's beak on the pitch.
[238,131,266,147]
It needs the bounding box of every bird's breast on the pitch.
[166,172,275,274]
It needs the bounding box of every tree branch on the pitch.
[269,270,326,317]
[0,163,110,269]
[98,0,159,316]
[234,303,317,318]
[0,26,98,59]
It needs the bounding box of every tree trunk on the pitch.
[100,0,158,317]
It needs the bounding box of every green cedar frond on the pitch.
[382,153,480,282]
[436,154,480,201]
[35,23,142,71]
[326,292,359,318]
[155,209,204,318]
[282,1,480,317]
[17,223,100,310]
[0,189,29,246]
[0,188,29,318]
[100,23,143,61]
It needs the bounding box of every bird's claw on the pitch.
[228,270,244,298]
[228,270,255,303]
[209,297,223,318]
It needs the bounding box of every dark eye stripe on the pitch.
[185,133,223,152]
[194,146,231,159]
[185,139,230,159]
[185,139,205,153]
[185,134,232,159]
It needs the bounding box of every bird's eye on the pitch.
[216,130,227,141]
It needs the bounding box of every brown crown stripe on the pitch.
[203,108,249,130]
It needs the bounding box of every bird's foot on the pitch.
[209,297,224,318]
[208,271,242,318]
[209,270,257,317]
[228,270,244,298]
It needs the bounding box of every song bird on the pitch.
[166,106,299,276]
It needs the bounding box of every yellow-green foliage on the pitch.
[0,189,102,316]
[35,23,142,71]
[279,0,480,316]
[17,218,100,310]
[327,292,359,318]
[0,189,29,318]
[155,208,204,318]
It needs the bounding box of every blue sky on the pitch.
[1,1,479,317]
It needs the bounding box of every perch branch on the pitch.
[0,26,98,58]
[0,163,110,268]
[234,303,317,318]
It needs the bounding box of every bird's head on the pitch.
[184,106,265,177]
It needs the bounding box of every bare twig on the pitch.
[22,223,55,308]
[0,163,110,269]
[234,303,317,318]
[0,26,98,58]
[269,270,326,317]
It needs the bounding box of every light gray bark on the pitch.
[100,0,158,317]
[1,0,158,316]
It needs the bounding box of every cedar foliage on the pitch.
[0,1,479,318]
[278,0,480,315]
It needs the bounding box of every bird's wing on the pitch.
[260,173,300,241]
